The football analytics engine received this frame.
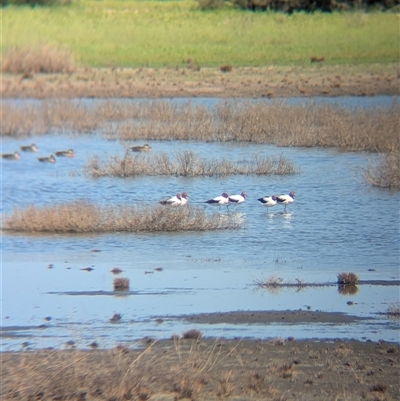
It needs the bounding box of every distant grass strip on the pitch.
[84,151,299,178]
[3,201,241,233]
[2,1,398,67]
[3,100,398,153]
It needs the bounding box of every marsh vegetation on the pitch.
[2,201,242,233]
[84,151,299,178]
[3,99,398,188]
[2,100,397,153]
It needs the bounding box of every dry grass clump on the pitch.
[2,201,241,233]
[363,152,400,189]
[84,150,298,178]
[182,329,203,340]
[2,45,75,74]
[337,272,359,285]
[113,278,129,291]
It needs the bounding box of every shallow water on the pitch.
[1,97,399,350]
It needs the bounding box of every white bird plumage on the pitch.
[276,191,295,212]
[205,193,230,210]
[159,192,188,206]
[228,191,246,206]
[257,195,277,212]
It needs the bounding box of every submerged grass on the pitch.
[84,150,299,178]
[2,201,241,233]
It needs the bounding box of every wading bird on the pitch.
[180,192,188,205]
[20,143,38,152]
[55,149,75,157]
[205,192,230,210]
[1,151,21,160]
[37,155,56,163]
[257,195,277,212]
[276,191,295,212]
[159,193,187,206]
[130,144,151,152]
[228,191,246,207]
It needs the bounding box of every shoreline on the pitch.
[2,64,399,99]
[2,337,399,400]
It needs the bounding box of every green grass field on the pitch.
[2,0,398,67]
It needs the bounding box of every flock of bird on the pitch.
[160,190,295,213]
[3,142,295,212]
[1,143,75,162]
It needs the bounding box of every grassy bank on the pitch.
[2,0,398,68]
[2,339,399,401]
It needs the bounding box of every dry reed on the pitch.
[84,150,298,178]
[2,45,75,74]
[363,152,400,189]
[2,201,241,233]
[2,100,397,154]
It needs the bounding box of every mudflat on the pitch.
[2,64,399,99]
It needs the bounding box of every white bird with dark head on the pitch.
[257,195,277,212]
[228,191,246,207]
[205,192,230,210]
[159,193,185,206]
[276,191,295,212]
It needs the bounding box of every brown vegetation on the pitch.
[113,278,129,291]
[2,201,241,233]
[2,100,397,154]
[337,272,359,285]
[84,150,299,178]
[363,152,400,189]
[2,339,399,401]
[2,45,75,75]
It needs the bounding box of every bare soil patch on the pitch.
[2,338,399,401]
[2,64,399,99]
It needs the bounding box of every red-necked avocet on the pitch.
[159,192,187,206]
[205,193,230,210]
[276,191,295,212]
[180,192,188,205]
[257,195,277,212]
[228,191,246,206]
